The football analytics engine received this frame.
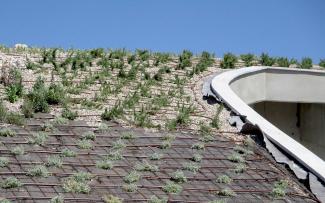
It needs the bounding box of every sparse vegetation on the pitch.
[216,175,232,184]
[300,57,313,69]
[271,180,288,198]
[135,161,159,172]
[103,194,123,203]
[61,148,77,157]
[28,132,48,146]
[0,157,9,167]
[50,195,64,203]
[171,170,187,183]
[27,165,50,177]
[122,183,138,192]
[260,53,275,66]
[10,146,24,155]
[96,159,113,170]
[240,53,255,67]
[123,170,140,183]
[163,181,182,194]
[77,139,93,149]
[46,155,63,168]
[221,53,237,69]
[1,177,22,189]
[217,188,236,196]
[0,128,16,137]
[182,162,200,173]
[148,195,168,203]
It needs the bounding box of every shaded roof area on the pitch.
[0,113,318,202]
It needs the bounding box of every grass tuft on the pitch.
[163,181,182,194]
[1,177,22,189]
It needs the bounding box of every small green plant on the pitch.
[97,123,109,132]
[243,136,255,148]
[62,107,78,120]
[4,112,24,125]
[10,146,24,155]
[191,142,205,150]
[0,128,16,137]
[216,175,232,184]
[191,153,202,162]
[112,139,126,150]
[177,50,193,69]
[171,170,187,183]
[41,122,55,132]
[228,153,245,163]
[122,183,138,192]
[182,162,200,173]
[150,152,162,160]
[276,57,289,67]
[47,83,65,104]
[161,134,175,141]
[21,99,34,118]
[6,85,21,103]
[260,53,275,66]
[271,180,288,198]
[0,157,9,167]
[233,163,247,173]
[72,172,93,182]
[160,140,172,149]
[221,53,237,69]
[135,161,159,172]
[148,195,168,203]
[211,105,223,129]
[46,155,63,168]
[82,131,96,140]
[300,57,312,69]
[77,139,93,149]
[52,116,68,125]
[96,159,113,170]
[62,178,91,194]
[103,194,123,203]
[240,53,255,67]
[234,145,253,155]
[163,181,182,194]
[217,188,236,196]
[61,148,77,157]
[106,150,123,161]
[50,195,64,203]
[28,132,48,146]
[1,177,22,189]
[121,132,135,140]
[27,165,50,177]
[319,59,325,68]
[123,170,140,183]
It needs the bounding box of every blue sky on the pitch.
[1,0,324,61]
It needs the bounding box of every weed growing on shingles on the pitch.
[82,131,96,140]
[72,172,93,182]
[61,107,78,120]
[216,175,232,184]
[240,53,255,67]
[191,142,205,150]
[150,152,163,160]
[10,146,24,155]
[191,153,202,162]
[228,153,245,163]
[217,188,236,197]
[171,170,187,183]
[121,132,135,140]
[0,199,12,203]
[77,139,93,149]
[103,194,123,203]
[28,132,48,146]
[211,104,223,129]
[46,155,63,168]
[148,195,168,203]
[0,128,16,137]
[221,53,238,69]
[208,200,226,203]
[96,159,113,170]
[234,145,253,156]
[63,178,91,194]
[122,183,138,193]
[160,140,172,149]
[41,122,55,132]
[27,165,50,177]
[182,162,200,173]
[112,139,126,150]
[52,116,68,125]
[243,136,255,149]
[97,123,109,133]
[123,170,141,183]
[21,99,34,118]
[233,163,247,173]
[50,195,64,203]
[1,177,22,189]
[0,157,9,167]
[106,150,123,161]
[61,148,77,157]
[271,180,288,198]
[163,181,182,194]
[135,161,159,172]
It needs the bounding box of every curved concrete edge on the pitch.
[211,66,325,183]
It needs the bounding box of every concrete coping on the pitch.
[211,66,325,183]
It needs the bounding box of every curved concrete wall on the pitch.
[211,66,325,182]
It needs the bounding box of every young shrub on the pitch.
[0,157,9,167]
[103,195,123,203]
[0,128,16,137]
[97,123,109,133]
[96,159,113,170]
[10,146,24,156]
[216,175,232,184]
[6,85,21,103]
[28,77,49,113]
[46,155,63,168]
[72,172,93,182]
[319,59,325,68]
[28,132,48,146]
[240,53,255,67]
[276,57,289,67]
[61,148,77,157]
[27,165,50,177]
[300,57,313,69]
[148,195,168,203]
[21,99,34,118]
[61,108,78,120]
[171,170,187,183]
[182,162,200,173]
[260,53,275,66]
[50,195,64,203]
[177,50,193,69]
[47,83,65,104]
[123,170,140,183]
[217,188,236,196]
[163,181,182,194]
[1,177,22,189]
[122,183,138,193]
[82,131,96,140]
[220,53,237,69]
[90,48,105,58]
[41,122,55,132]
[4,69,23,103]
[234,145,253,156]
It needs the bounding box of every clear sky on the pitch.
[1,0,324,61]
